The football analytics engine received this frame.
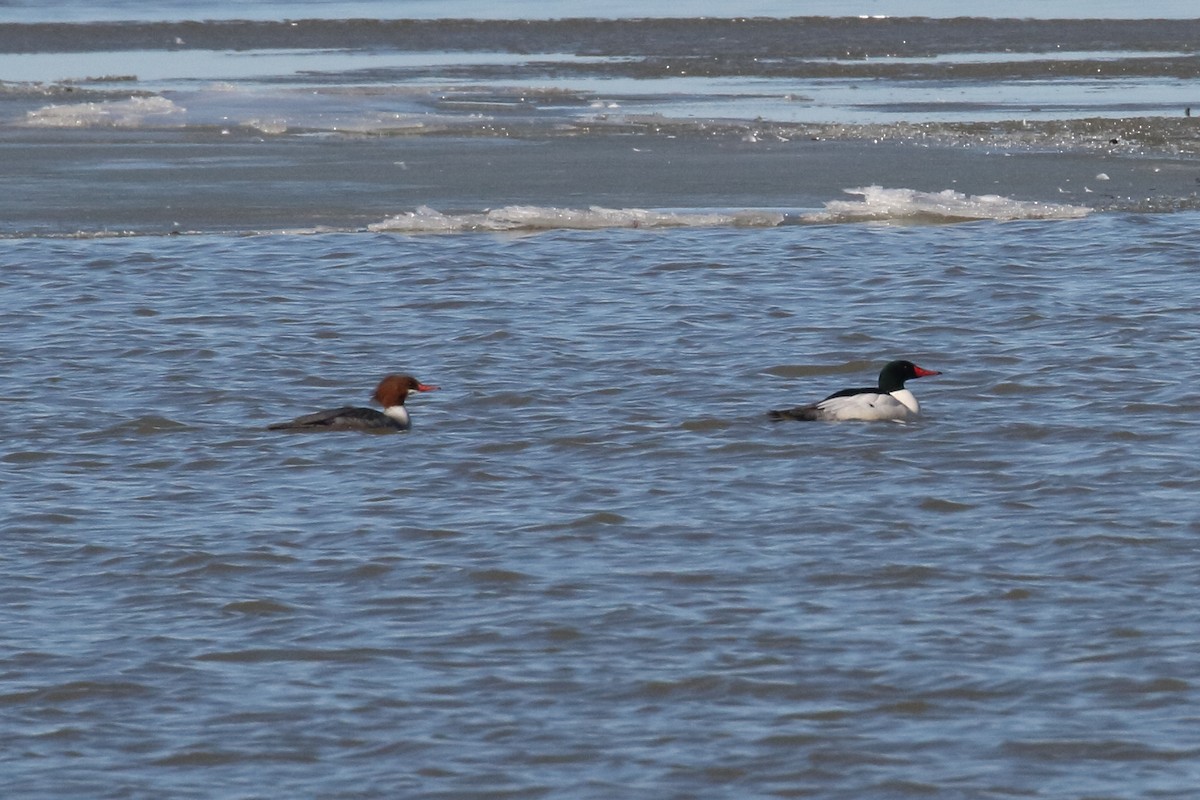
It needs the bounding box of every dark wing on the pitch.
[768,404,822,421]
[821,386,875,401]
[768,386,875,421]
[267,406,361,430]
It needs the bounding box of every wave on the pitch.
[367,190,1089,235]
[367,205,788,233]
[800,186,1091,224]
[0,190,1094,240]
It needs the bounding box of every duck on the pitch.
[768,360,940,422]
[268,374,439,432]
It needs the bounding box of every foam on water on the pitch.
[365,190,1089,235]
[24,95,185,128]
[802,186,1092,224]
[368,205,787,233]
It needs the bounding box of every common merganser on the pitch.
[268,374,439,433]
[768,360,941,422]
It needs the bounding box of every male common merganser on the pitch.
[268,374,439,432]
[768,360,940,422]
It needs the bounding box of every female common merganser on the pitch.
[268,374,439,432]
[768,360,940,422]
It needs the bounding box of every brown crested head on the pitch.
[372,374,440,408]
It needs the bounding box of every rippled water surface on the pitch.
[5,0,1200,795]
[4,214,1200,798]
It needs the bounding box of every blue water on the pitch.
[4,1,1200,797]
[5,214,1200,798]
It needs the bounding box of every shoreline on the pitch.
[4,127,1198,237]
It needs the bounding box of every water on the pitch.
[4,2,1200,798]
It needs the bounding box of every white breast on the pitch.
[383,405,411,427]
[890,389,920,415]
